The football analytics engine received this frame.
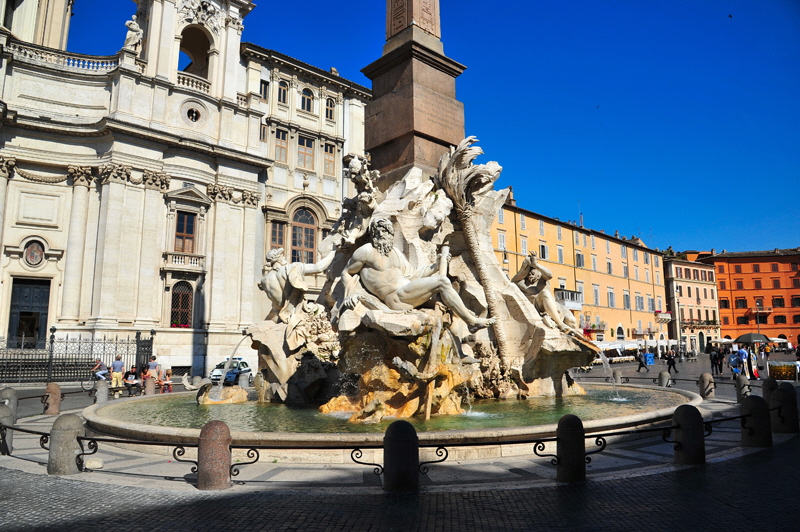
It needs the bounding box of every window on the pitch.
[498,209,504,224]
[623,263,629,278]
[175,212,196,253]
[656,272,660,285]
[693,269,699,280]
[620,245,627,258]
[737,316,749,325]
[687,286,692,298]
[575,251,584,268]
[773,297,785,308]
[575,232,580,245]
[591,235,595,249]
[701,271,707,281]
[718,265,724,273]
[606,260,612,275]
[278,81,288,104]
[792,296,800,307]
[720,280,726,290]
[719,299,730,309]
[497,232,506,250]
[520,237,527,255]
[271,221,285,249]
[591,254,597,271]
[259,123,268,143]
[773,279,781,289]
[657,296,662,311]
[708,271,714,282]
[774,315,787,324]
[795,279,800,288]
[754,280,762,289]
[634,266,639,280]
[647,297,655,312]
[722,317,729,325]
[635,294,644,311]
[323,144,336,176]
[753,264,760,273]
[607,288,615,308]
[755,297,763,308]
[794,315,800,324]
[557,246,563,264]
[325,98,335,120]
[756,315,768,325]
[633,249,639,261]
[259,80,269,100]
[771,263,779,272]
[275,129,288,163]
[301,89,314,112]
[297,136,314,170]
[606,241,610,254]
[735,280,743,289]
[616,326,625,340]
[645,269,650,283]
[703,288,708,299]
[291,209,316,264]
[539,243,549,260]
[735,299,747,309]
[557,226,562,240]
[734,265,742,273]
[593,285,600,306]
[623,291,631,310]
[676,267,682,278]
[170,281,193,328]
[583,234,587,247]
[540,219,545,235]
[644,253,650,265]
[793,263,799,271]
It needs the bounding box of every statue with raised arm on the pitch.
[123,16,143,51]
[512,251,583,337]
[258,248,335,323]
[342,218,495,333]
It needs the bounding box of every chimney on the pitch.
[710,248,716,255]
[614,230,620,238]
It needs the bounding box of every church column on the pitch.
[0,157,16,251]
[135,170,170,326]
[59,166,95,323]
[238,192,259,328]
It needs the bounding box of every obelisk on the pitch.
[362,0,466,190]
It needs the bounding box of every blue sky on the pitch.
[67,1,799,253]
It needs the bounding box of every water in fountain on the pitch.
[208,335,251,402]
[597,349,624,400]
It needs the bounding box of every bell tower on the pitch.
[0,0,73,50]
[134,0,255,100]
[362,0,466,190]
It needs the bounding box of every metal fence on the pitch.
[0,328,154,384]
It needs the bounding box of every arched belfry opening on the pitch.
[179,26,212,78]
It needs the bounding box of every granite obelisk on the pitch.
[362,0,466,190]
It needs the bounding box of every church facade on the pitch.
[0,0,369,375]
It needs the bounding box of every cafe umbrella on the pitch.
[734,333,771,344]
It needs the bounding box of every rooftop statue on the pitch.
[123,16,143,52]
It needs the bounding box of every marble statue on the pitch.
[511,251,583,337]
[342,218,495,333]
[123,16,143,51]
[330,155,379,245]
[258,247,335,323]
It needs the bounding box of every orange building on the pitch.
[697,248,800,346]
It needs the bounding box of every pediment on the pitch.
[165,185,212,206]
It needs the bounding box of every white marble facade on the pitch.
[0,0,369,376]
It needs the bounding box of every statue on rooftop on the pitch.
[123,16,143,52]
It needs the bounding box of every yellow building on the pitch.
[492,194,671,350]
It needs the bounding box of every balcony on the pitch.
[162,252,205,273]
[680,319,720,330]
[748,307,772,315]
[177,72,211,94]
[555,289,583,311]
[580,322,607,336]
[654,311,672,323]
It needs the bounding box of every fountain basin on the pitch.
[82,385,701,463]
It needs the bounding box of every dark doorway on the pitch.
[8,278,51,348]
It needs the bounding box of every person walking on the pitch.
[666,350,679,374]
[636,351,650,372]
[709,350,719,376]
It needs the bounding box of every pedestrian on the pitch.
[716,349,725,376]
[636,351,649,372]
[666,350,678,374]
[709,350,719,376]
[110,355,125,388]
[123,365,139,396]
[90,358,109,380]
[147,355,159,377]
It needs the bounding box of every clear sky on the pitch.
[66,0,800,254]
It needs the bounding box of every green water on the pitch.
[101,386,685,434]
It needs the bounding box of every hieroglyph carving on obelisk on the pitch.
[387,0,440,40]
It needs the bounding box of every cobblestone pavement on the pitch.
[1,360,798,531]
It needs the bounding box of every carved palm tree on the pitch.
[434,137,509,366]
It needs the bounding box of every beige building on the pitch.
[663,254,721,353]
[492,193,670,350]
[0,0,369,375]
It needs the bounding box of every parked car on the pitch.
[209,358,252,386]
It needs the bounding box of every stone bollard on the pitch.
[761,377,778,405]
[383,420,419,492]
[556,414,586,482]
[740,395,772,447]
[144,378,156,396]
[698,373,715,399]
[47,414,85,475]
[0,404,14,455]
[43,383,62,415]
[611,370,622,385]
[658,371,671,387]
[672,404,705,464]
[770,383,799,434]
[197,420,232,490]
[735,375,750,403]
[95,381,109,405]
[192,375,203,387]
[0,387,19,423]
